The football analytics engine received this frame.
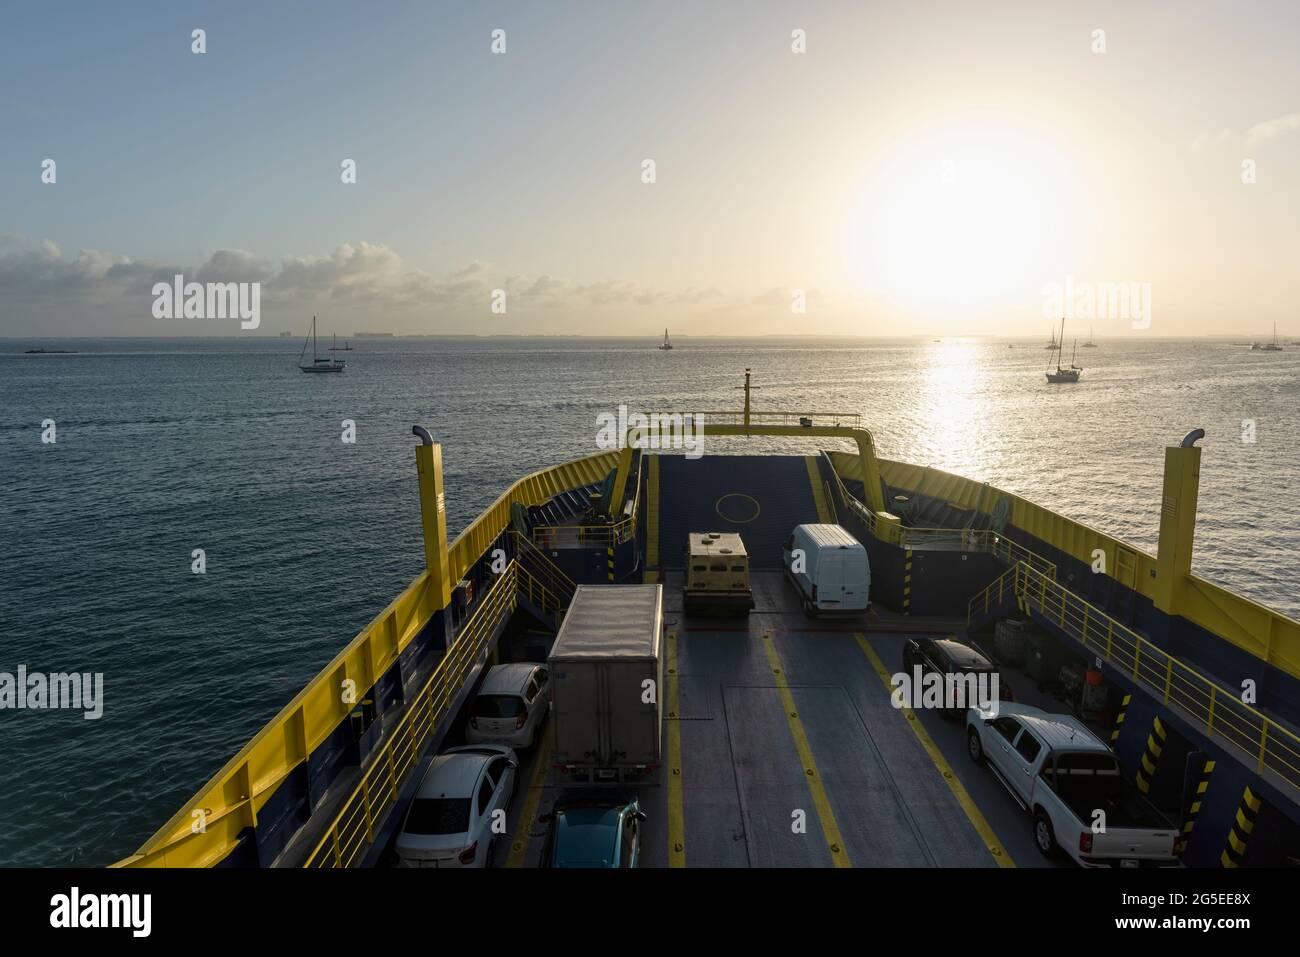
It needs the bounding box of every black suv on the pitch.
[901,637,1014,719]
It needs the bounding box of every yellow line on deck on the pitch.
[505,723,551,868]
[761,633,852,867]
[853,634,1014,868]
[666,630,686,866]
[643,454,661,583]
[805,456,833,524]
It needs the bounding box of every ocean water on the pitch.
[1,335,1297,867]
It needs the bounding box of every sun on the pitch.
[842,125,1082,323]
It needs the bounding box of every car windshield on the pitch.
[471,694,525,718]
[404,798,471,835]
[550,805,623,867]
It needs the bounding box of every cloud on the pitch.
[1244,112,1300,152]
[1189,128,1233,152]
[0,238,750,330]
[1190,115,1300,154]
[572,279,637,305]
[451,261,486,279]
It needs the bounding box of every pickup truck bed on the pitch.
[1052,773,1170,830]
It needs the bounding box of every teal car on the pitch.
[539,793,645,868]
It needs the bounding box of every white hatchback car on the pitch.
[395,744,518,868]
[466,663,550,749]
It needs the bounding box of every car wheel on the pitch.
[966,728,985,765]
[1034,811,1058,858]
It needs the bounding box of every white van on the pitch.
[782,524,870,616]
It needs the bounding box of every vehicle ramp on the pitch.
[654,454,821,570]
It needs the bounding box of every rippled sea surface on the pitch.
[1,335,1297,866]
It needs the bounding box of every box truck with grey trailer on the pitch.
[548,584,663,782]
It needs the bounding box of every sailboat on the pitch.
[1045,318,1082,383]
[658,328,673,350]
[298,317,347,373]
[1082,325,1097,348]
[1045,324,1059,349]
[1260,323,1283,352]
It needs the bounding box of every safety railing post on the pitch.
[1133,642,1141,681]
[1259,723,1269,775]
[1208,686,1217,735]
[1163,658,1173,705]
[361,779,375,850]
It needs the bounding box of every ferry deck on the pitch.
[115,386,1300,869]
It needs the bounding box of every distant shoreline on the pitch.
[0,333,1279,342]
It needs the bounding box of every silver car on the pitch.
[466,663,550,749]
[395,744,518,868]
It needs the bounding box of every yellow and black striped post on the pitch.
[902,549,913,615]
[1220,787,1262,868]
[1135,716,1167,794]
[606,545,615,582]
[1181,758,1215,841]
[1110,694,1131,745]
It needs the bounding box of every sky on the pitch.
[2,0,1299,338]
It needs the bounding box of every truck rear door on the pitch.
[817,553,843,607]
[552,661,602,765]
[608,659,657,765]
[1089,827,1179,864]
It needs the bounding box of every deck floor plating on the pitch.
[500,572,1064,868]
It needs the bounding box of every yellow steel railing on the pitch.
[825,455,1056,574]
[531,447,642,549]
[304,562,561,868]
[990,562,1300,793]
[532,519,636,548]
[116,451,616,869]
[690,410,863,429]
[966,562,1026,624]
[851,452,1300,685]
[509,531,576,604]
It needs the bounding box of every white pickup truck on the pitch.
[966,703,1181,867]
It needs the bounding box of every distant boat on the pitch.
[1082,325,1097,348]
[298,316,346,373]
[658,328,673,350]
[1045,324,1059,349]
[1260,324,1283,352]
[1045,318,1082,383]
[24,348,77,354]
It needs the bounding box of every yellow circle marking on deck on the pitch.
[714,493,761,524]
